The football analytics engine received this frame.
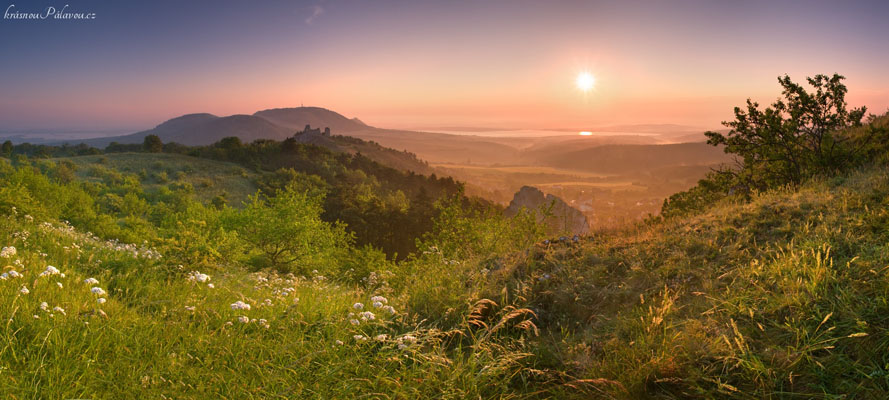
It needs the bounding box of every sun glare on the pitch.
[579,131,592,136]
[575,72,595,92]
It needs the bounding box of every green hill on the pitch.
[3,152,889,398]
[61,152,260,205]
[500,167,889,397]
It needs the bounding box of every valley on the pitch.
[2,107,731,230]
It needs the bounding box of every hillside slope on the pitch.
[3,154,889,398]
[61,153,260,205]
[498,167,889,397]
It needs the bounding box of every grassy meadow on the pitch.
[3,145,889,397]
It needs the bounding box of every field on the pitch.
[4,152,889,398]
[430,164,614,178]
[433,162,715,227]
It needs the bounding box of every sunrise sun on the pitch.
[575,71,595,92]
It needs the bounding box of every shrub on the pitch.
[706,73,867,189]
[663,74,886,217]
[222,185,352,275]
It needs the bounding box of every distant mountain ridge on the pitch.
[48,107,430,174]
[36,106,722,173]
[254,107,368,133]
[75,108,357,147]
[77,113,292,147]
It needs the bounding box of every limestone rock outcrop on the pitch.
[504,186,590,236]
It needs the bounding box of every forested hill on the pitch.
[182,136,471,258]
[47,108,432,176]
[0,135,480,260]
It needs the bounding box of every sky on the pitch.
[1,0,887,133]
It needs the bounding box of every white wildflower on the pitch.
[97,298,107,304]
[39,265,60,277]
[40,302,49,311]
[335,340,344,345]
[0,246,16,258]
[372,301,383,308]
[84,277,99,285]
[187,271,211,283]
[238,315,249,324]
[349,319,360,325]
[370,295,388,304]
[258,318,269,328]
[353,334,367,341]
[184,306,196,311]
[352,302,364,310]
[382,305,396,315]
[56,282,63,288]
[374,334,388,341]
[207,283,215,289]
[19,286,29,295]
[2,270,22,280]
[359,311,375,321]
[91,287,106,296]
[231,301,251,311]
[53,306,66,315]
[397,334,418,349]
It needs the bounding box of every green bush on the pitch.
[222,185,352,275]
[663,74,888,218]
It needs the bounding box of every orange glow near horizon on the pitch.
[1,2,887,133]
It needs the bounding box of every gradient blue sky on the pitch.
[1,0,887,132]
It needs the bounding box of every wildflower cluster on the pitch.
[39,265,61,277]
[0,270,23,280]
[37,301,66,318]
[186,270,214,288]
[87,280,107,304]
[0,246,16,258]
[348,295,396,326]
[229,299,269,328]
[371,295,396,315]
[38,221,162,260]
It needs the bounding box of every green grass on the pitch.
[0,215,541,398]
[498,167,889,397]
[62,153,260,205]
[4,157,889,398]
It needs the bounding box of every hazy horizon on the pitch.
[2,0,888,134]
